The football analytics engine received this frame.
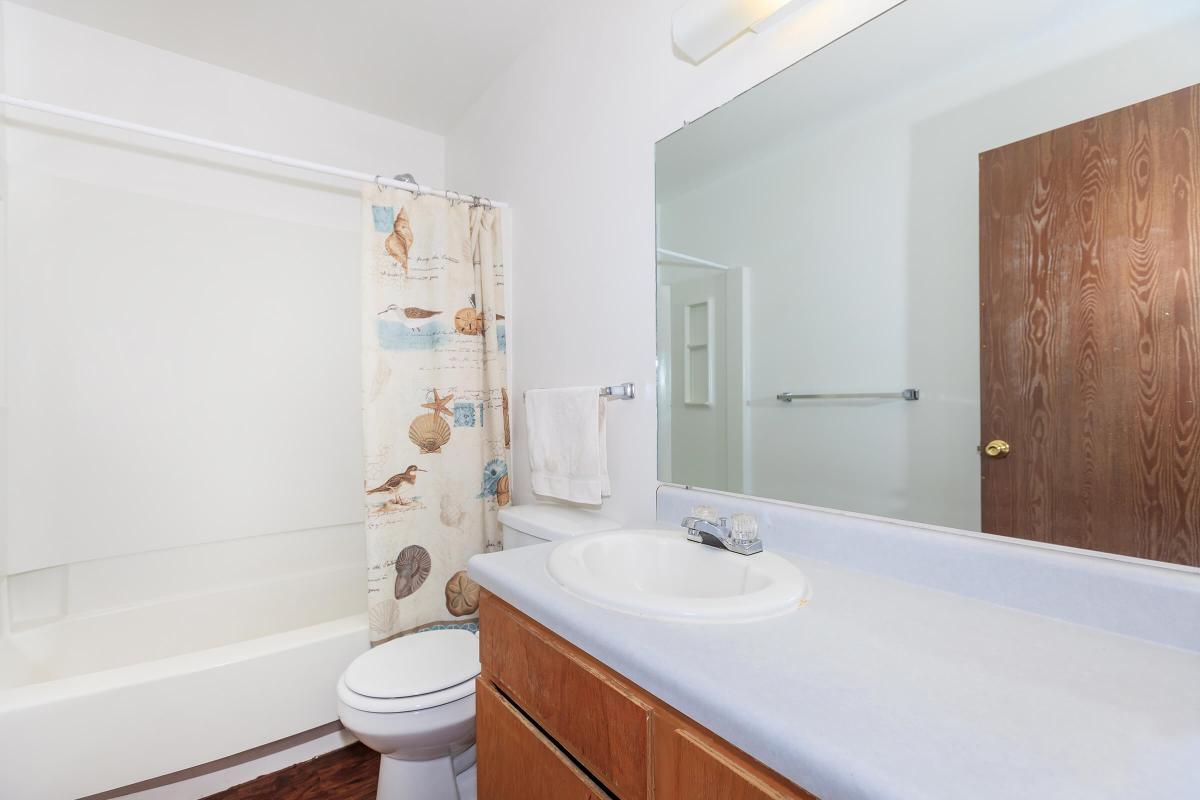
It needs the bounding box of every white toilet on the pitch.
[337,504,618,799]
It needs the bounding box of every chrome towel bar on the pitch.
[600,383,636,399]
[524,383,635,400]
[776,389,919,402]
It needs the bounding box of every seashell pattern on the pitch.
[444,570,481,617]
[440,494,464,527]
[363,194,508,640]
[501,388,511,448]
[455,307,483,335]
[394,544,432,599]
[369,599,400,638]
[479,459,509,500]
[409,412,451,454]
[385,208,414,274]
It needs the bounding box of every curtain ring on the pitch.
[374,175,386,192]
[394,173,421,197]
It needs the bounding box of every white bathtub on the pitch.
[0,563,369,800]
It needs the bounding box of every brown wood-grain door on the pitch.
[980,83,1200,567]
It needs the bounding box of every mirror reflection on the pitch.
[655,0,1200,568]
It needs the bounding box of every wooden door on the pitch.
[980,83,1200,567]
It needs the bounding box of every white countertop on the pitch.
[469,538,1200,800]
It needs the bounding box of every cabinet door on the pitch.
[477,679,613,800]
[480,596,651,799]
[654,712,818,800]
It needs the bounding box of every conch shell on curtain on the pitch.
[362,189,508,645]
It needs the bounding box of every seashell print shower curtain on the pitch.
[362,189,509,644]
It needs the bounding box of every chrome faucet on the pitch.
[681,515,763,555]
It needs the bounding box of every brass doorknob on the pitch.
[983,439,1011,458]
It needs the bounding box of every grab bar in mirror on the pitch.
[776,389,919,402]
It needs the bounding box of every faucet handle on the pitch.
[728,513,759,545]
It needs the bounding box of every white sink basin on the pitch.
[546,529,811,622]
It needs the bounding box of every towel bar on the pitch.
[600,383,636,400]
[523,383,636,400]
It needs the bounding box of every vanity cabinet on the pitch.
[478,591,817,800]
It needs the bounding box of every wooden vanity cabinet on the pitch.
[478,591,817,800]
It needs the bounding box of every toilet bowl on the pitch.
[336,629,480,799]
[339,504,619,799]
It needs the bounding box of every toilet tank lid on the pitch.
[498,504,620,541]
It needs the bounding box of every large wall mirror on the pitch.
[655,0,1200,568]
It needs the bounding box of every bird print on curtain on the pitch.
[362,189,509,644]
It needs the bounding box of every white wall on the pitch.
[2,5,443,614]
[0,1,10,636]
[658,0,1200,531]
[446,0,904,524]
[449,0,1200,529]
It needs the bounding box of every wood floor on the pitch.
[201,743,378,800]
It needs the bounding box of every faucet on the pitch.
[681,515,763,555]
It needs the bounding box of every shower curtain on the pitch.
[361,188,510,644]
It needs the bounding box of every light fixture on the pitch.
[672,0,808,63]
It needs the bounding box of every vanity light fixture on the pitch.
[672,0,810,64]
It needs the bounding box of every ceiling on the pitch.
[8,0,553,133]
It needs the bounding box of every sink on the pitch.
[546,529,811,622]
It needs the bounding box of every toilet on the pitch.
[336,504,618,799]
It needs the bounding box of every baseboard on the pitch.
[81,722,356,800]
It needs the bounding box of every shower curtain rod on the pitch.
[0,94,509,208]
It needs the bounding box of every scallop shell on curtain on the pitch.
[409,412,452,454]
[369,599,400,635]
[394,544,432,599]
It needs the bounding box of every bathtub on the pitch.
[0,563,369,800]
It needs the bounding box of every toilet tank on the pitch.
[498,505,619,549]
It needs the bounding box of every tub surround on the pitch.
[468,501,1200,799]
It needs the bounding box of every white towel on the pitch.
[524,387,610,505]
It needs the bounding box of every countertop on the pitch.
[468,536,1200,800]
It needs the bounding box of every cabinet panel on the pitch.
[480,595,652,800]
[653,706,817,800]
[477,678,612,800]
[478,591,817,800]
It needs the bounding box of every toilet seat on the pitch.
[338,674,477,713]
[338,629,480,713]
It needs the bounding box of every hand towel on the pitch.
[524,387,610,505]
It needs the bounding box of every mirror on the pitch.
[655,0,1200,568]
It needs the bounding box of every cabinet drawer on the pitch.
[480,595,651,800]
[654,711,817,800]
[477,679,612,800]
